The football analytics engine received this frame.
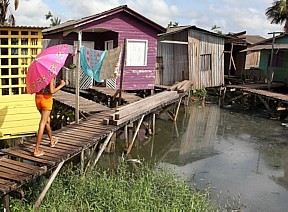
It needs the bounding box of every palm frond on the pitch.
[14,0,19,10]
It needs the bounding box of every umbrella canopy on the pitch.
[26,44,70,94]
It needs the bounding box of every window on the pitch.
[200,54,212,71]
[105,40,113,50]
[126,39,148,66]
[268,50,285,68]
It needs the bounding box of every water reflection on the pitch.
[156,103,288,212]
[103,102,288,211]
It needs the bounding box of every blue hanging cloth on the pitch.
[93,50,106,82]
[80,46,107,82]
[80,46,93,78]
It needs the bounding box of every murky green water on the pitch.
[101,103,288,211]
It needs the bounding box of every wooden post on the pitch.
[90,132,114,169]
[34,160,65,209]
[75,31,82,124]
[2,194,10,212]
[150,135,155,158]
[174,97,182,122]
[124,125,128,143]
[126,115,145,154]
[80,149,84,174]
[152,113,156,135]
[118,39,126,106]
[228,43,234,77]
[84,142,99,175]
[174,122,179,138]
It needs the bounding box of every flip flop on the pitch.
[50,138,58,147]
[34,150,45,157]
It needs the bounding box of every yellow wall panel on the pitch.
[0,27,43,140]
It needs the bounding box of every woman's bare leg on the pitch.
[34,110,51,155]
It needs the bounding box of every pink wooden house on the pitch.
[42,5,166,91]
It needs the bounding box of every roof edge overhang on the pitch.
[158,25,228,39]
[241,43,288,52]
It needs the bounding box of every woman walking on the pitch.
[34,78,65,157]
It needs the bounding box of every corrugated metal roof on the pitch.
[0,26,46,29]
[239,35,266,45]
[158,25,227,38]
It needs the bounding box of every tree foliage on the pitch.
[0,0,19,26]
[167,21,179,27]
[45,11,61,26]
[266,0,288,32]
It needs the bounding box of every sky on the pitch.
[11,0,284,38]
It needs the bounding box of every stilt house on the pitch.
[42,5,166,91]
[0,26,43,140]
[157,25,225,89]
[243,33,288,84]
[224,31,265,77]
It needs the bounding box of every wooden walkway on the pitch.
[54,90,109,114]
[226,84,288,103]
[0,88,184,204]
[90,86,143,103]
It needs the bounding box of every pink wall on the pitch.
[81,13,159,90]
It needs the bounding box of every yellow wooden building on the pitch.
[0,26,43,140]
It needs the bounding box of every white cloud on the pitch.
[12,0,50,27]
[7,0,285,38]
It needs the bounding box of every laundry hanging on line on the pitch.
[80,46,122,82]
[80,47,106,82]
[99,46,122,81]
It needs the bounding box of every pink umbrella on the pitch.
[26,44,71,94]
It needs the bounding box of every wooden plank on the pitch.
[0,158,46,173]
[0,160,42,175]
[114,92,179,120]
[0,149,55,166]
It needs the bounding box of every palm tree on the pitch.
[45,11,61,26]
[0,0,19,26]
[266,0,288,32]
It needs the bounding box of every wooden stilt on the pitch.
[106,133,116,153]
[84,142,99,175]
[258,95,274,117]
[174,97,182,122]
[174,122,179,138]
[166,111,174,121]
[2,194,10,212]
[34,160,65,209]
[150,135,155,157]
[90,132,114,169]
[126,115,145,154]
[80,150,85,174]
[152,113,156,135]
[124,125,128,143]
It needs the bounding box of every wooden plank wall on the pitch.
[81,13,159,91]
[157,31,189,85]
[188,29,225,89]
[0,95,40,139]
